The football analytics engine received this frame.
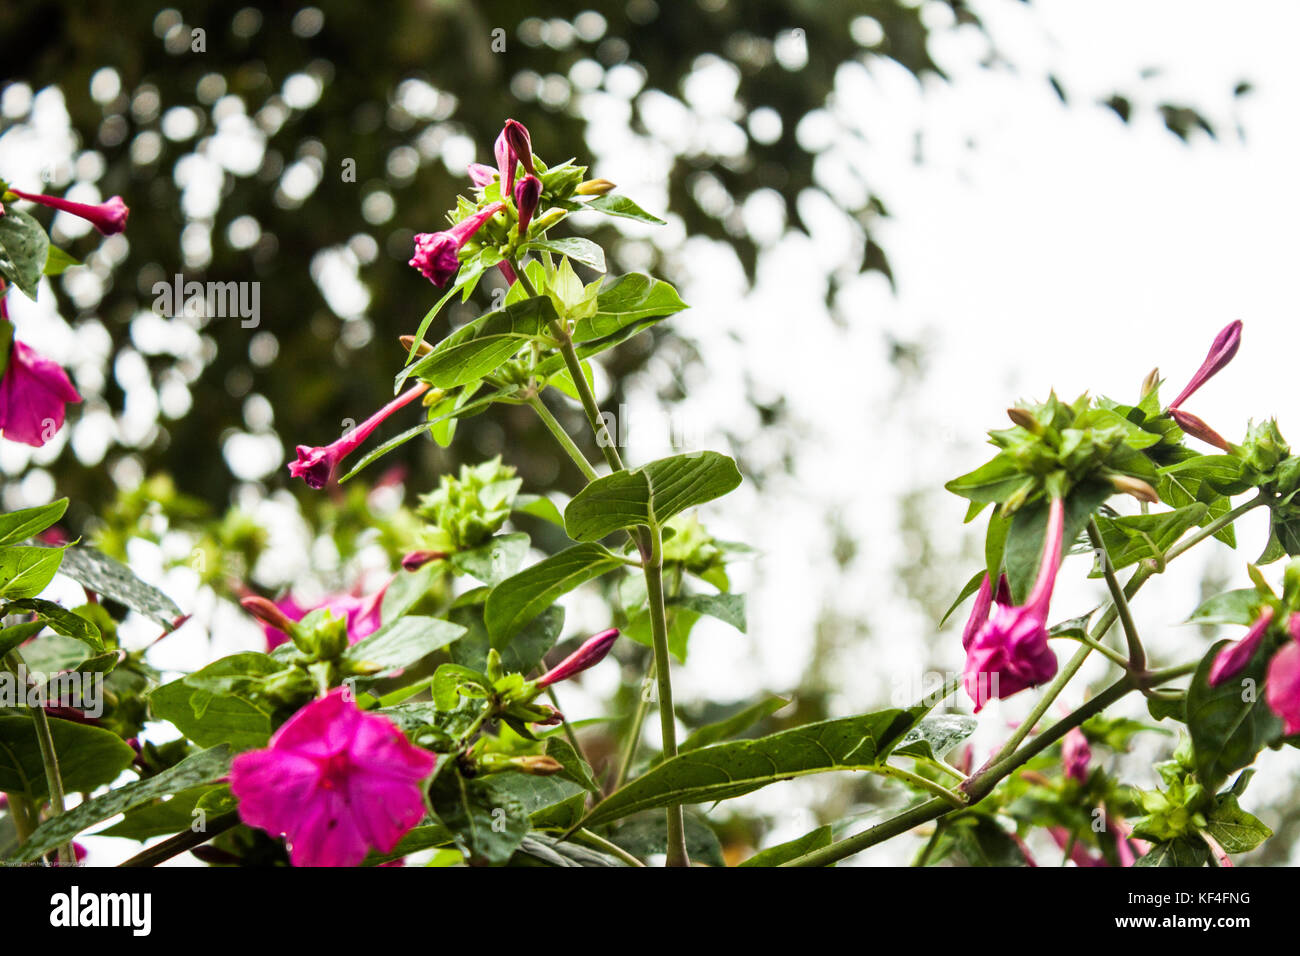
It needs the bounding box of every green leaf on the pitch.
[403,295,557,390]
[42,245,81,276]
[97,784,223,840]
[678,695,789,753]
[583,194,666,225]
[893,714,979,761]
[513,493,566,527]
[739,825,834,867]
[429,770,530,865]
[450,603,564,677]
[0,715,134,801]
[402,254,495,369]
[1004,482,1110,604]
[940,570,987,628]
[564,451,742,541]
[1204,793,1272,853]
[343,615,466,674]
[1132,837,1210,867]
[451,532,530,586]
[945,455,1028,506]
[1,598,104,653]
[0,498,67,546]
[1186,639,1283,791]
[575,708,925,829]
[608,811,724,867]
[1094,504,1208,570]
[545,737,602,795]
[485,543,623,643]
[1187,588,1261,627]
[0,546,65,600]
[670,592,746,633]
[149,678,272,752]
[14,745,232,862]
[0,621,46,658]
[572,273,685,343]
[522,237,606,273]
[0,208,50,299]
[55,545,183,629]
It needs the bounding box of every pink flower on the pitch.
[514,174,541,237]
[1170,320,1242,410]
[1061,727,1092,783]
[467,163,497,188]
[289,382,429,489]
[408,202,505,288]
[253,580,392,651]
[535,628,619,688]
[9,188,128,235]
[962,497,1064,711]
[0,339,81,446]
[1265,613,1300,736]
[229,689,435,867]
[1208,605,1273,686]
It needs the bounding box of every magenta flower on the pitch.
[0,339,81,447]
[467,163,497,188]
[535,628,619,688]
[9,187,129,235]
[408,201,505,288]
[514,174,541,237]
[1169,320,1242,410]
[1208,604,1273,686]
[289,382,430,489]
[1265,614,1300,736]
[494,128,516,196]
[962,497,1064,711]
[1061,727,1092,783]
[251,580,392,651]
[229,689,435,867]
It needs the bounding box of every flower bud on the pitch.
[514,174,541,237]
[502,119,535,175]
[575,178,616,196]
[8,188,129,235]
[467,163,496,188]
[1140,367,1160,398]
[241,595,300,638]
[510,754,564,776]
[1170,408,1233,452]
[1109,473,1159,504]
[1006,407,1040,432]
[401,550,448,571]
[535,628,619,688]
[398,335,434,358]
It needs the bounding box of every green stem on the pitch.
[5,792,34,845]
[1088,518,1145,672]
[546,687,586,762]
[527,395,598,482]
[4,651,73,865]
[613,657,655,793]
[511,254,688,866]
[873,764,967,808]
[119,812,241,867]
[1053,630,1131,669]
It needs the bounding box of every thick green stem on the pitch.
[119,812,240,867]
[575,828,647,867]
[511,255,688,866]
[873,765,966,808]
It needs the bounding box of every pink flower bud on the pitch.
[1061,727,1091,782]
[1169,408,1233,452]
[514,174,541,237]
[408,202,504,288]
[1169,320,1242,410]
[502,119,535,175]
[401,550,448,571]
[1208,605,1273,686]
[467,163,497,188]
[535,628,619,688]
[9,188,128,235]
[288,382,430,489]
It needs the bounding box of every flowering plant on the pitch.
[0,124,1295,869]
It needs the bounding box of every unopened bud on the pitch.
[1170,408,1234,452]
[399,335,434,358]
[1140,367,1160,398]
[510,755,564,776]
[1007,408,1040,432]
[530,207,566,233]
[535,628,620,688]
[401,550,448,571]
[1110,473,1159,504]
[575,178,616,196]
[240,595,299,636]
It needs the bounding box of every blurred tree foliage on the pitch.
[0,0,1225,526]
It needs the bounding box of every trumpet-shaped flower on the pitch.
[1265,614,1300,736]
[229,689,435,867]
[288,383,429,489]
[962,497,1064,711]
[1208,605,1273,686]
[408,202,504,288]
[8,188,128,235]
